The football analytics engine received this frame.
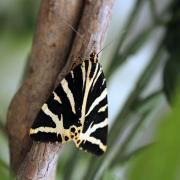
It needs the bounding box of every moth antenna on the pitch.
[97,30,127,55]
[62,20,84,40]
[59,15,85,43]
[61,18,93,59]
[97,39,114,55]
[61,17,126,60]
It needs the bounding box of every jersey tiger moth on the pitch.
[30,51,108,155]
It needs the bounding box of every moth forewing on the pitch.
[30,51,108,155]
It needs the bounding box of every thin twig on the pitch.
[149,0,159,22]
[111,142,154,167]
[106,0,144,78]
[108,42,164,148]
[130,90,163,112]
[106,1,171,79]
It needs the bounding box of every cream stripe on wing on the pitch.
[53,91,62,104]
[30,104,70,141]
[71,70,74,79]
[102,78,106,85]
[79,119,108,151]
[42,104,71,140]
[30,127,57,134]
[85,88,107,117]
[79,119,108,141]
[81,61,86,88]
[84,136,107,151]
[91,62,99,81]
[87,118,108,135]
[80,62,100,125]
[80,61,92,125]
[98,104,108,113]
[92,66,102,87]
[42,104,61,127]
[61,79,76,114]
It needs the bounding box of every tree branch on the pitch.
[7,0,83,176]
[6,0,114,179]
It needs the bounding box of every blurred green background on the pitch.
[0,0,180,179]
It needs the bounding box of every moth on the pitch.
[30,51,108,155]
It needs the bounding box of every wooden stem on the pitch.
[6,0,114,179]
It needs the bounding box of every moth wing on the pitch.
[30,60,108,156]
[30,63,84,143]
[77,61,108,155]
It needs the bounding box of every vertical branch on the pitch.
[7,0,83,176]
[56,0,114,84]
[7,0,114,179]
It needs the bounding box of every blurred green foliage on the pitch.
[0,161,10,180]
[163,0,180,103]
[0,0,40,34]
[0,0,40,179]
[0,1,40,121]
[128,94,180,180]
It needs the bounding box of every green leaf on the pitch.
[163,0,180,104]
[128,94,180,180]
[0,159,11,180]
[106,0,144,78]
[102,170,117,180]
[164,0,180,55]
[107,26,156,79]
[163,54,180,104]
[108,41,164,149]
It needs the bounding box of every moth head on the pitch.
[90,50,98,63]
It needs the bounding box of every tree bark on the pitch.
[6,0,114,179]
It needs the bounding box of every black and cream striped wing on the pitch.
[78,60,108,155]
[30,60,108,155]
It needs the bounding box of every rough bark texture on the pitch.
[6,0,114,179]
